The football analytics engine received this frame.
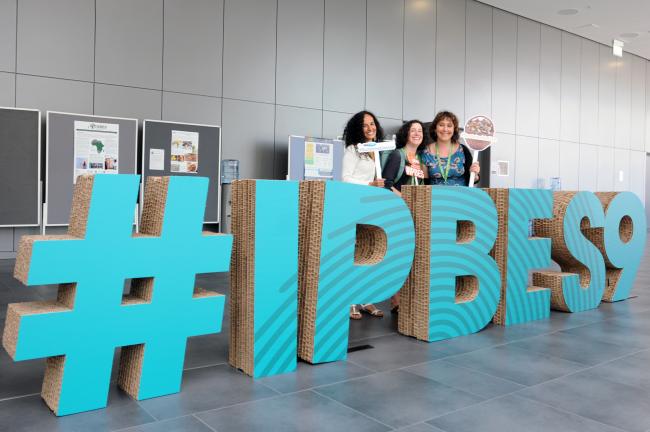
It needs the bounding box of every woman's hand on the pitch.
[470,162,480,174]
[369,179,385,187]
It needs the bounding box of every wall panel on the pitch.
[223,0,276,103]
[515,18,540,137]
[491,10,516,134]
[274,105,322,179]
[630,56,646,151]
[366,0,403,119]
[94,84,162,120]
[465,1,492,119]
[514,135,539,188]
[276,0,324,109]
[0,72,14,107]
[579,40,599,145]
[162,93,221,126]
[560,32,580,143]
[539,26,561,140]
[0,0,16,72]
[95,0,163,89]
[17,0,94,81]
[436,0,465,119]
[598,45,616,148]
[559,140,579,190]
[322,110,351,139]
[16,75,93,115]
[615,55,632,149]
[163,0,223,97]
[488,133,515,188]
[629,150,646,205]
[613,148,630,191]
[323,0,365,113]
[537,138,560,188]
[403,0,435,121]
[597,146,615,192]
[221,99,275,180]
[578,143,598,191]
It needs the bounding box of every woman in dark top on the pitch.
[382,120,428,196]
[422,111,480,186]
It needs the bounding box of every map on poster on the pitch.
[304,141,334,179]
[170,130,199,174]
[73,121,119,183]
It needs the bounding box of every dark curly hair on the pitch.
[429,111,460,144]
[395,120,426,151]
[343,111,385,147]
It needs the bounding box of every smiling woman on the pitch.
[422,111,480,187]
[341,110,387,320]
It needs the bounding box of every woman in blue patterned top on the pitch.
[422,111,480,186]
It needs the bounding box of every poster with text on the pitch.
[74,121,119,183]
[304,141,334,179]
[170,130,199,174]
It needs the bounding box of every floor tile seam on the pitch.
[183,361,227,372]
[490,339,590,368]
[182,391,290,419]
[259,368,381,395]
[192,413,219,432]
[507,393,631,432]
[436,358,529,388]
[509,346,650,394]
[422,393,515,424]
[348,330,399,344]
[133,397,162,423]
[0,391,39,403]
[339,358,378,374]
[310,387,398,430]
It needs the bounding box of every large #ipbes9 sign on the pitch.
[2,175,646,416]
[229,181,646,376]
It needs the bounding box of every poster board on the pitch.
[45,112,138,226]
[142,120,221,223]
[0,107,41,227]
[287,135,344,181]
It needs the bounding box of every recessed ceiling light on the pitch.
[620,32,640,38]
[558,8,579,15]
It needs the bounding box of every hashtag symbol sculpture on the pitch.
[1,174,232,416]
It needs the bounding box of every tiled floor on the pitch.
[2,245,650,432]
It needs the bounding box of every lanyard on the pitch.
[434,143,453,184]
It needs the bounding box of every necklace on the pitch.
[434,142,453,184]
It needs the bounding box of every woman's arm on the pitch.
[342,146,365,184]
[381,150,402,190]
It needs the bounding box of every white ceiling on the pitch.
[478,0,650,60]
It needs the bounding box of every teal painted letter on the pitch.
[504,189,552,325]
[311,182,415,363]
[428,187,501,340]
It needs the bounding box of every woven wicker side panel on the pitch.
[397,186,432,341]
[117,345,145,398]
[354,225,387,265]
[5,176,96,414]
[397,186,415,337]
[486,189,509,325]
[228,180,256,376]
[604,268,623,302]
[533,271,571,312]
[456,276,478,303]
[42,356,66,414]
[297,181,325,363]
[533,192,581,267]
[413,186,432,341]
[68,175,95,238]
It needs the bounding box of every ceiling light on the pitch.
[612,39,624,57]
[557,8,579,15]
[620,32,639,38]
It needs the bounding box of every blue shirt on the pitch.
[422,145,466,186]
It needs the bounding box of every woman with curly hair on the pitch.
[341,110,385,320]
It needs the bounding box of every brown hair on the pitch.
[429,111,460,143]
